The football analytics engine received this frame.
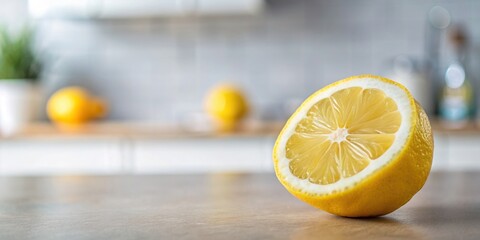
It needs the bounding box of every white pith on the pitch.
[275,77,413,195]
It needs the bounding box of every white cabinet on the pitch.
[29,0,264,19]
[447,135,480,170]
[133,137,274,174]
[0,133,478,175]
[0,138,123,175]
[431,135,448,171]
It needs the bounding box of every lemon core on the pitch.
[329,128,348,142]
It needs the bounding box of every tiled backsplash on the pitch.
[3,0,480,122]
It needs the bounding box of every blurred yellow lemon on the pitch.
[205,84,249,131]
[47,87,107,125]
[273,75,433,217]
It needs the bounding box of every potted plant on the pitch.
[0,27,42,136]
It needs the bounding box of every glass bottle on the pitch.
[439,25,475,128]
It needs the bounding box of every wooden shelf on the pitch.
[2,119,479,140]
[4,121,285,140]
[430,120,480,135]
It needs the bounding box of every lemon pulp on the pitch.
[286,87,402,185]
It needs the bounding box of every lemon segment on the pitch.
[273,75,433,217]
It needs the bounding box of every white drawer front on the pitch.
[447,136,480,170]
[0,139,123,175]
[133,137,274,173]
[431,135,448,171]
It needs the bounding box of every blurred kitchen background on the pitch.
[0,0,479,175]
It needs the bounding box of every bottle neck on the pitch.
[452,45,467,65]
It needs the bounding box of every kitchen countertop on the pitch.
[0,172,479,239]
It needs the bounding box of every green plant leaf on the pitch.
[0,26,41,81]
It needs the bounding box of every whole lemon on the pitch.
[204,85,249,131]
[47,87,107,125]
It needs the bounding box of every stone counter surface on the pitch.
[0,172,479,239]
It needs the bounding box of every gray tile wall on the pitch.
[3,0,480,122]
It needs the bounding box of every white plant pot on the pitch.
[0,80,41,136]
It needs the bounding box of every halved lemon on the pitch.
[273,75,433,217]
